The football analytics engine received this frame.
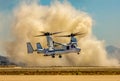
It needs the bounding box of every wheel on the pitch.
[77,52,80,55]
[52,55,55,58]
[59,55,62,58]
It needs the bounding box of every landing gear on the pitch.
[52,55,55,58]
[51,54,62,58]
[59,55,62,58]
[77,52,80,55]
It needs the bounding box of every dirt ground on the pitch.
[0,75,120,81]
[1,66,120,75]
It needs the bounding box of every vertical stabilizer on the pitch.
[36,43,43,49]
[27,42,34,53]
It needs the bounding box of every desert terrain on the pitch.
[0,66,120,81]
[0,66,120,75]
[0,75,120,81]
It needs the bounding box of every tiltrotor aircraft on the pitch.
[27,31,84,58]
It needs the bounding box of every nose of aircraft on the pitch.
[77,48,81,52]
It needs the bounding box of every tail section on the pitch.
[27,42,34,53]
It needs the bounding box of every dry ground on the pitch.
[0,66,120,75]
[0,75,120,81]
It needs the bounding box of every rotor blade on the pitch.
[52,32,63,35]
[40,31,46,34]
[34,34,45,37]
[76,33,85,35]
[56,33,86,37]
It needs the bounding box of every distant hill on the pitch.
[0,55,25,66]
[0,55,15,65]
[106,45,120,61]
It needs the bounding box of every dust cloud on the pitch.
[1,1,119,66]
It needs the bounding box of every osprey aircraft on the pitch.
[27,31,84,58]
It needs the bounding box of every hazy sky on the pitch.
[0,0,120,46]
